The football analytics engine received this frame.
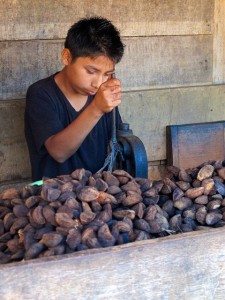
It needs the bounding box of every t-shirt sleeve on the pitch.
[25,84,64,153]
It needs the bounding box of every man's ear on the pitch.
[61,48,72,65]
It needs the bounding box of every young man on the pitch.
[25,17,125,181]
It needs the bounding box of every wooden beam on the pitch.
[213,0,225,83]
[0,0,214,40]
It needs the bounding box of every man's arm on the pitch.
[44,77,121,163]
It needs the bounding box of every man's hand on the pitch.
[91,77,122,114]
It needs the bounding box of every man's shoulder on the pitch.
[27,74,59,98]
[28,74,56,91]
[25,73,62,109]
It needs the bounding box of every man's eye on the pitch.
[108,73,115,78]
[86,69,94,74]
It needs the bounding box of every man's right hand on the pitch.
[91,77,122,114]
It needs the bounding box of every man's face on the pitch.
[65,54,115,97]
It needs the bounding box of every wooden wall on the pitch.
[0,0,225,183]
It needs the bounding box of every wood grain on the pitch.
[119,35,212,91]
[120,84,225,161]
[0,0,213,40]
[166,121,225,169]
[0,228,225,300]
[0,40,63,100]
[0,100,31,182]
[213,0,225,83]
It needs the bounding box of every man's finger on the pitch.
[105,78,121,87]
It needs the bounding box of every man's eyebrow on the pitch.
[86,65,99,71]
[86,65,115,74]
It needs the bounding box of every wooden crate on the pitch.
[0,227,225,300]
[166,121,225,169]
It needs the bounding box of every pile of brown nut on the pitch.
[0,160,225,264]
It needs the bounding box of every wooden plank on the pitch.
[0,0,214,40]
[148,163,167,181]
[0,143,31,182]
[0,100,31,182]
[213,0,225,83]
[166,125,179,166]
[119,84,225,161]
[0,228,225,299]
[0,40,63,100]
[119,35,212,91]
[0,35,213,100]
[166,121,225,169]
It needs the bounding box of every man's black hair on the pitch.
[64,16,125,63]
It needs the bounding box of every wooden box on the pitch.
[0,227,225,300]
[166,121,225,169]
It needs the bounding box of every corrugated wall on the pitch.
[0,0,224,183]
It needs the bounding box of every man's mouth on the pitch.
[87,90,97,96]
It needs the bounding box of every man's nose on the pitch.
[92,75,104,89]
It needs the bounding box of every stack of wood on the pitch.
[0,160,225,264]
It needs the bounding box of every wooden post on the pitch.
[213,0,225,83]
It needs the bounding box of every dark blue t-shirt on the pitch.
[24,74,121,181]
